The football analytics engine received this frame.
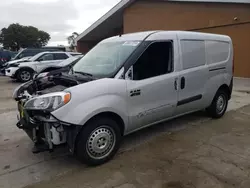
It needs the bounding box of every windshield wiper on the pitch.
[74,71,93,77]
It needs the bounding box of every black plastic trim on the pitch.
[229,77,233,100]
[177,94,202,106]
[209,67,226,72]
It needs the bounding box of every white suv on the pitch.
[5,51,81,82]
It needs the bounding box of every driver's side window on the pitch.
[38,54,54,61]
[127,41,173,80]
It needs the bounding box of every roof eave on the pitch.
[76,0,135,42]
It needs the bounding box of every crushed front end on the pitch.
[13,71,92,153]
[16,99,68,153]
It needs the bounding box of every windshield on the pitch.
[72,41,140,77]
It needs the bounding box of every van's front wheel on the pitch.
[76,117,122,166]
[206,89,228,118]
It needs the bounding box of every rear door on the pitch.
[175,39,208,115]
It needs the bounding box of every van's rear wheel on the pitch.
[206,89,228,118]
[76,117,122,166]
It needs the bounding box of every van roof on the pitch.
[101,30,231,43]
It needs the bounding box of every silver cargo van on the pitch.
[13,31,233,166]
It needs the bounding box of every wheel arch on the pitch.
[73,111,125,154]
[15,66,35,78]
[217,84,231,100]
[206,83,230,118]
[206,83,231,110]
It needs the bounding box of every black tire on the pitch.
[206,89,228,118]
[17,68,34,82]
[76,117,122,166]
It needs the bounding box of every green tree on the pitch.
[0,23,50,51]
[67,32,79,50]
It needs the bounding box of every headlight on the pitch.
[12,81,33,100]
[24,92,71,111]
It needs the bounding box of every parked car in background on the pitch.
[12,46,67,61]
[6,51,81,82]
[13,31,233,166]
[37,55,83,74]
[32,55,84,83]
[10,51,18,58]
[1,56,32,74]
[0,50,12,70]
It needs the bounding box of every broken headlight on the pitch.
[24,92,71,111]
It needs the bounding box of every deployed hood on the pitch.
[7,57,31,65]
[7,59,27,65]
[13,69,97,101]
[18,61,40,67]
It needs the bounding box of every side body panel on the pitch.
[175,32,233,115]
[125,33,181,134]
[175,35,208,115]
[51,78,129,130]
[125,73,178,133]
[203,39,233,106]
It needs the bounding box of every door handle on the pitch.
[180,77,185,89]
[174,78,178,90]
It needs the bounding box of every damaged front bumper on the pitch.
[16,100,81,154]
[13,72,87,154]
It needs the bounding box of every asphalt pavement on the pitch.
[0,76,250,188]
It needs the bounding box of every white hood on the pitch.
[7,57,31,65]
[18,61,40,67]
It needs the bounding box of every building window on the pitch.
[133,41,173,80]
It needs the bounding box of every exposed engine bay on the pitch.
[14,69,96,97]
[13,70,97,153]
